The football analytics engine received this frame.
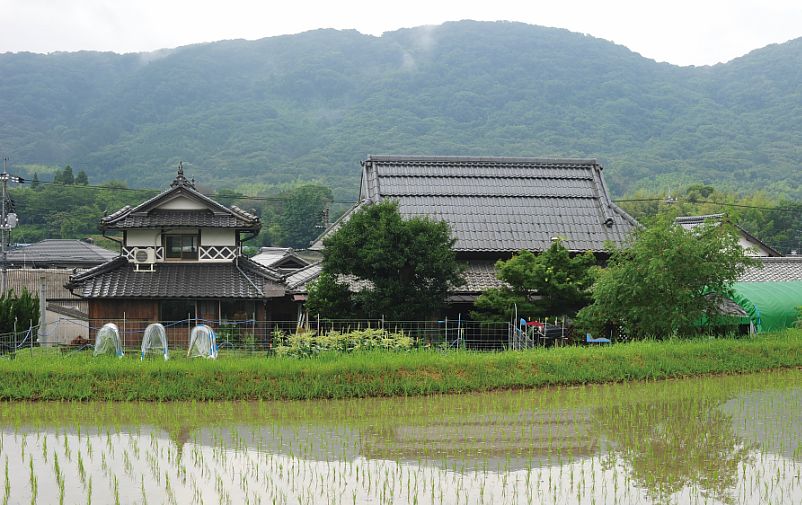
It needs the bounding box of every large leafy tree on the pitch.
[576,215,758,339]
[277,184,333,248]
[471,240,596,322]
[308,200,463,320]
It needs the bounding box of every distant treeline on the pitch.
[11,166,334,249]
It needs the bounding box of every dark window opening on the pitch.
[164,234,199,260]
[221,300,256,322]
[160,300,196,322]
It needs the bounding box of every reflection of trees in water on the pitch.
[595,398,754,505]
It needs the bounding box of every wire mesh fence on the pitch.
[0,324,38,359]
[35,316,515,355]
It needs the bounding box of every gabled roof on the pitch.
[312,155,638,253]
[738,257,802,282]
[6,239,118,267]
[101,166,259,230]
[675,214,782,257]
[66,256,285,299]
[285,259,505,298]
[250,247,310,271]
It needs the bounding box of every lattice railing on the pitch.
[122,246,164,262]
[199,245,237,261]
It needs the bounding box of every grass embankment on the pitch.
[1,331,801,401]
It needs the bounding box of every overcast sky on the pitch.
[2,0,801,66]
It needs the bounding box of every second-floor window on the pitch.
[164,234,199,260]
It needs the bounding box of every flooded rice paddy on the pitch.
[0,369,800,504]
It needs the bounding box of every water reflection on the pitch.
[0,370,800,504]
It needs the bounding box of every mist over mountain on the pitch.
[1,20,801,198]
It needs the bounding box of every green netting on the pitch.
[729,281,802,333]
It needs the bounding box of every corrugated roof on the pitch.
[6,268,81,300]
[739,257,802,282]
[6,240,118,267]
[66,257,285,299]
[315,156,638,253]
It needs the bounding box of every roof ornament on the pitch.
[170,161,195,189]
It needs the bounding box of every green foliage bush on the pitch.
[272,328,413,358]
[472,240,596,323]
[309,200,463,320]
[0,288,39,334]
[576,215,758,340]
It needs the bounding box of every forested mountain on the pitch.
[1,20,801,198]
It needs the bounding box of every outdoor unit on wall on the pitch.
[132,247,156,272]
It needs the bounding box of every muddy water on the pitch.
[0,369,800,504]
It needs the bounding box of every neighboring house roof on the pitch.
[101,166,259,231]
[250,247,310,271]
[285,262,323,292]
[311,155,638,253]
[675,214,782,257]
[738,257,802,282]
[66,256,285,299]
[286,260,505,300]
[6,239,118,268]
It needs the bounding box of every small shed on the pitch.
[723,258,802,332]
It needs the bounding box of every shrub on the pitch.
[272,328,413,358]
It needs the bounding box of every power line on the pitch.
[17,180,358,204]
[613,196,801,213]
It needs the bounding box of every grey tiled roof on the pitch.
[455,261,506,293]
[286,260,505,295]
[106,210,256,229]
[738,257,802,282]
[66,257,285,299]
[285,262,323,291]
[251,247,310,270]
[315,156,638,253]
[101,172,259,230]
[6,239,118,267]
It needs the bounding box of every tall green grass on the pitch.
[1,331,800,401]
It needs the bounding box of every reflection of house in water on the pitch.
[360,410,600,471]
[722,389,802,461]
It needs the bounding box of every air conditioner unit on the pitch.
[132,247,156,270]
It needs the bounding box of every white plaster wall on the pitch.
[201,229,236,246]
[126,229,161,247]
[739,236,769,256]
[158,196,208,210]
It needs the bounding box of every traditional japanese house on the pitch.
[66,166,285,346]
[305,155,640,316]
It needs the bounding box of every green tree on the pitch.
[74,170,88,185]
[309,200,463,320]
[277,184,333,248]
[304,272,357,318]
[576,215,758,339]
[61,165,74,185]
[472,241,596,322]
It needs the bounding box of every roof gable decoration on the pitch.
[101,164,260,230]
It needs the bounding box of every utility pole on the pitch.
[0,158,24,294]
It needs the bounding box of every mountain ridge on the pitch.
[1,20,801,198]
